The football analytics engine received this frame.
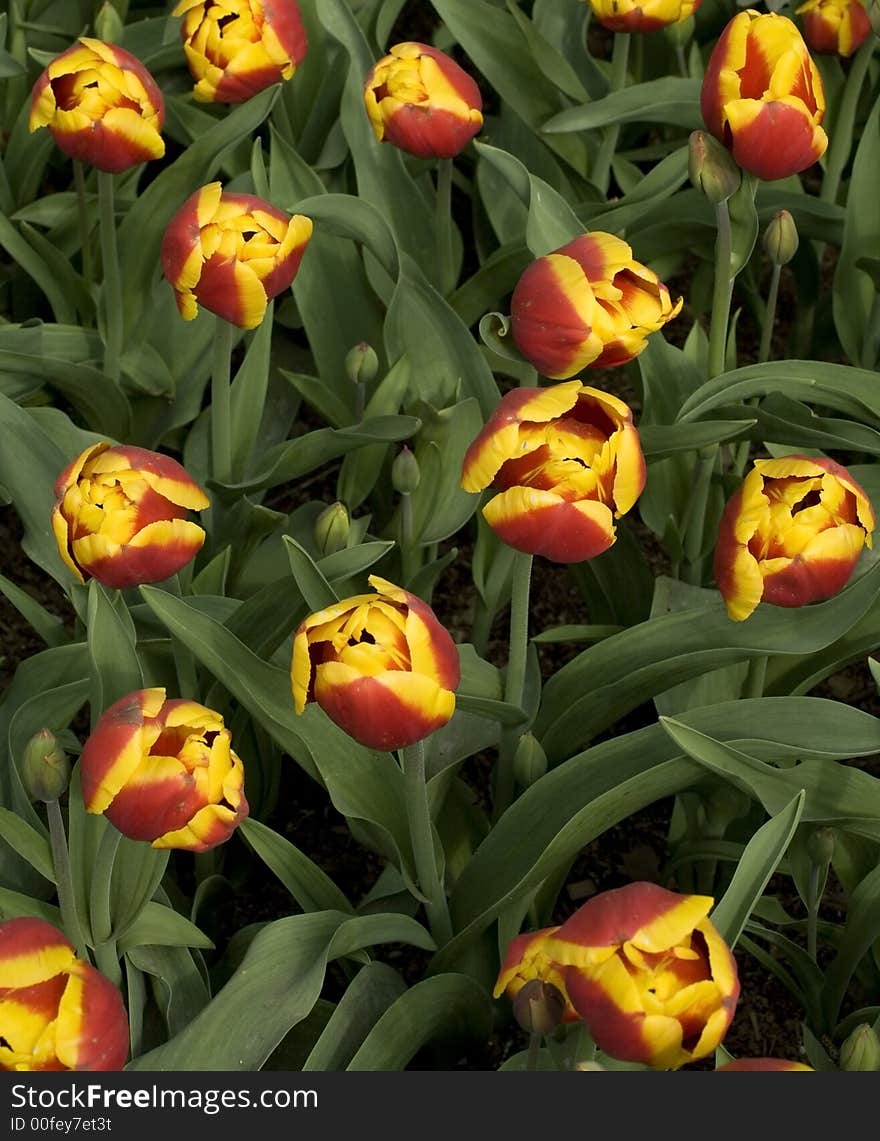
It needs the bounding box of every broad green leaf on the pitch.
[86,580,144,721]
[345,973,493,1070]
[0,887,60,925]
[822,863,880,1028]
[240,817,354,915]
[302,961,407,1071]
[0,572,67,647]
[128,911,434,1070]
[283,534,339,611]
[0,808,54,883]
[543,78,702,133]
[117,902,214,955]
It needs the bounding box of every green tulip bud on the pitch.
[688,130,741,204]
[839,1023,880,1072]
[391,446,420,496]
[763,210,799,267]
[807,825,835,866]
[314,501,350,557]
[512,979,566,1036]
[513,733,547,790]
[22,729,70,803]
[345,341,379,387]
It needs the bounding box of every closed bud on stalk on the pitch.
[392,447,420,496]
[95,2,124,43]
[345,342,379,387]
[512,979,567,1036]
[763,210,799,266]
[513,733,547,789]
[314,501,350,557]
[807,825,836,865]
[22,729,70,802]
[688,130,741,204]
[839,1023,880,1071]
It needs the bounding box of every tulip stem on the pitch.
[46,798,89,961]
[758,263,781,365]
[707,199,734,380]
[400,490,418,586]
[494,552,533,822]
[434,157,456,296]
[97,171,122,384]
[89,824,122,987]
[592,33,630,197]
[742,654,767,699]
[526,1032,542,1072]
[73,161,93,301]
[211,317,235,484]
[806,862,823,963]
[820,36,874,207]
[401,739,453,946]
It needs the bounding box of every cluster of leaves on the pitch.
[1,0,880,1072]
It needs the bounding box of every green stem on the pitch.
[707,199,734,380]
[471,596,494,657]
[859,292,880,371]
[592,33,630,197]
[675,43,688,79]
[758,263,781,365]
[742,654,767,699]
[493,552,533,822]
[401,740,453,946]
[73,161,93,300]
[89,824,122,986]
[807,862,822,963]
[97,171,122,383]
[526,1032,542,1072]
[434,157,455,296]
[679,446,716,584]
[211,317,235,484]
[820,37,874,207]
[46,799,89,960]
[399,491,419,586]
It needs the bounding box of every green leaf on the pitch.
[302,961,407,1071]
[117,901,214,955]
[240,817,354,915]
[0,572,67,647]
[128,911,434,1070]
[86,580,144,719]
[228,309,271,480]
[0,211,76,323]
[543,78,702,133]
[822,863,880,1029]
[345,973,493,1070]
[0,808,54,884]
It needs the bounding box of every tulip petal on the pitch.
[483,487,616,562]
[0,919,75,989]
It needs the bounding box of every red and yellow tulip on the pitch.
[364,42,483,159]
[700,10,827,182]
[51,443,209,590]
[0,918,128,1072]
[717,1057,813,1070]
[494,883,740,1071]
[510,233,682,379]
[584,0,702,34]
[161,181,313,329]
[714,456,875,622]
[173,0,307,104]
[28,37,165,173]
[796,0,871,57]
[80,688,248,852]
[291,576,460,751]
[460,382,646,563]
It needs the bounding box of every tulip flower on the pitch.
[291,576,460,751]
[364,42,483,159]
[714,456,875,622]
[494,883,740,1071]
[700,10,827,182]
[161,181,313,329]
[717,1057,814,1071]
[80,688,249,852]
[796,0,871,57]
[0,918,128,1071]
[585,0,702,34]
[28,37,165,173]
[460,381,646,563]
[173,0,307,104]
[495,928,580,1023]
[509,233,682,379]
[51,443,209,590]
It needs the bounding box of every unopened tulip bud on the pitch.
[763,210,799,266]
[314,501,350,557]
[513,733,547,789]
[95,2,124,43]
[807,825,836,866]
[392,447,420,496]
[512,979,567,1036]
[22,729,70,802]
[839,1023,880,1071]
[689,130,742,203]
[345,342,379,387]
